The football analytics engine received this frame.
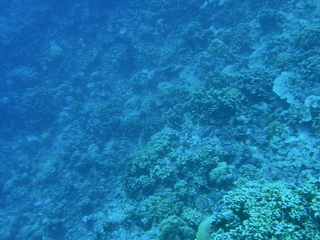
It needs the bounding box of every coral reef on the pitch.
[0,0,319,239]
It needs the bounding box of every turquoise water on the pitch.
[0,0,320,239]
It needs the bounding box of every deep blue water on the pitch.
[0,0,320,239]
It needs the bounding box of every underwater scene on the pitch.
[0,0,320,239]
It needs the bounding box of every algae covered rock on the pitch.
[209,161,234,187]
[196,216,213,240]
[159,215,196,240]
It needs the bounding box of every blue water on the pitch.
[0,0,320,239]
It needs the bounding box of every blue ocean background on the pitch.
[0,0,320,239]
